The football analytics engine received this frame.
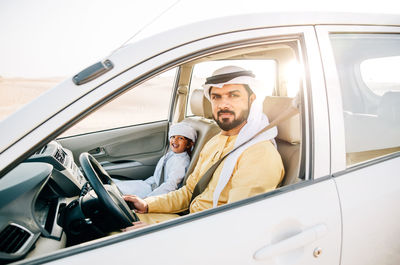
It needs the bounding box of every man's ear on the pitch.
[249,93,256,104]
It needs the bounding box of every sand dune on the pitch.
[0,77,64,120]
[0,76,174,137]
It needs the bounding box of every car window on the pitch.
[179,41,306,187]
[61,68,176,137]
[360,56,400,96]
[330,33,400,165]
[186,60,277,116]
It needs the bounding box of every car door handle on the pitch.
[253,224,327,261]
[88,147,106,157]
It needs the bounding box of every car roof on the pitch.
[123,11,400,47]
[1,11,399,168]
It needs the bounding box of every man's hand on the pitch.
[123,195,148,213]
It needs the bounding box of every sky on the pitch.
[1,0,400,78]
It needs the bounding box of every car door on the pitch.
[59,121,169,180]
[36,25,342,265]
[316,25,400,264]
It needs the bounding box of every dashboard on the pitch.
[0,141,85,263]
[26,140,86,196]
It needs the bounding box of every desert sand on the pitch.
[0,76,174,137]
[0,77,64,120]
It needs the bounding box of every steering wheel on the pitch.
[79,152,139,228]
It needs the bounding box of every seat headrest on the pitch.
[378,91,400,122]
[190,89,213,119]
[263,96,301,144]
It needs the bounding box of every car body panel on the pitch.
[334,157,400,265]
[41,179,341,265]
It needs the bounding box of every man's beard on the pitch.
[213,108,250,131]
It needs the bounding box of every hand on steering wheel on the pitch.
[79,152,139,228]
[123,195,148,213]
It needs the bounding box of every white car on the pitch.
[1,12,400,265]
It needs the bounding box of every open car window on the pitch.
[61,68,177,137]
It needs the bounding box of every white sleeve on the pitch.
[146,154,189,197]
[144,175,156,186]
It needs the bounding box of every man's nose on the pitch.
[218,96,231,109]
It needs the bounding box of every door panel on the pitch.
[334,157,400,264]
[58,121,169,180]
[50,180,342,265]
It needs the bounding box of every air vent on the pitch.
[54,149,66,164]
[0,224,32,254]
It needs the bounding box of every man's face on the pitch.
[210,84,255,133]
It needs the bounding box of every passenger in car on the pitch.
[123,66,284,228]
[114,122,196,198]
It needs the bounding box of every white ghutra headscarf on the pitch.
[202,66,278,208]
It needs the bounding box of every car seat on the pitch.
[180,89,221,185]
[263,96,302,186]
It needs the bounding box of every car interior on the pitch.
[0,40,305,264]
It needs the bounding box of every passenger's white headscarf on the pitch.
[202,66,278,208]
[169,122,197,143]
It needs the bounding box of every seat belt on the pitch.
[175,85,188,122]
[189,101,299,206]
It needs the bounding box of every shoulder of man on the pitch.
[240,140,282,161]
[200,132,222,152]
